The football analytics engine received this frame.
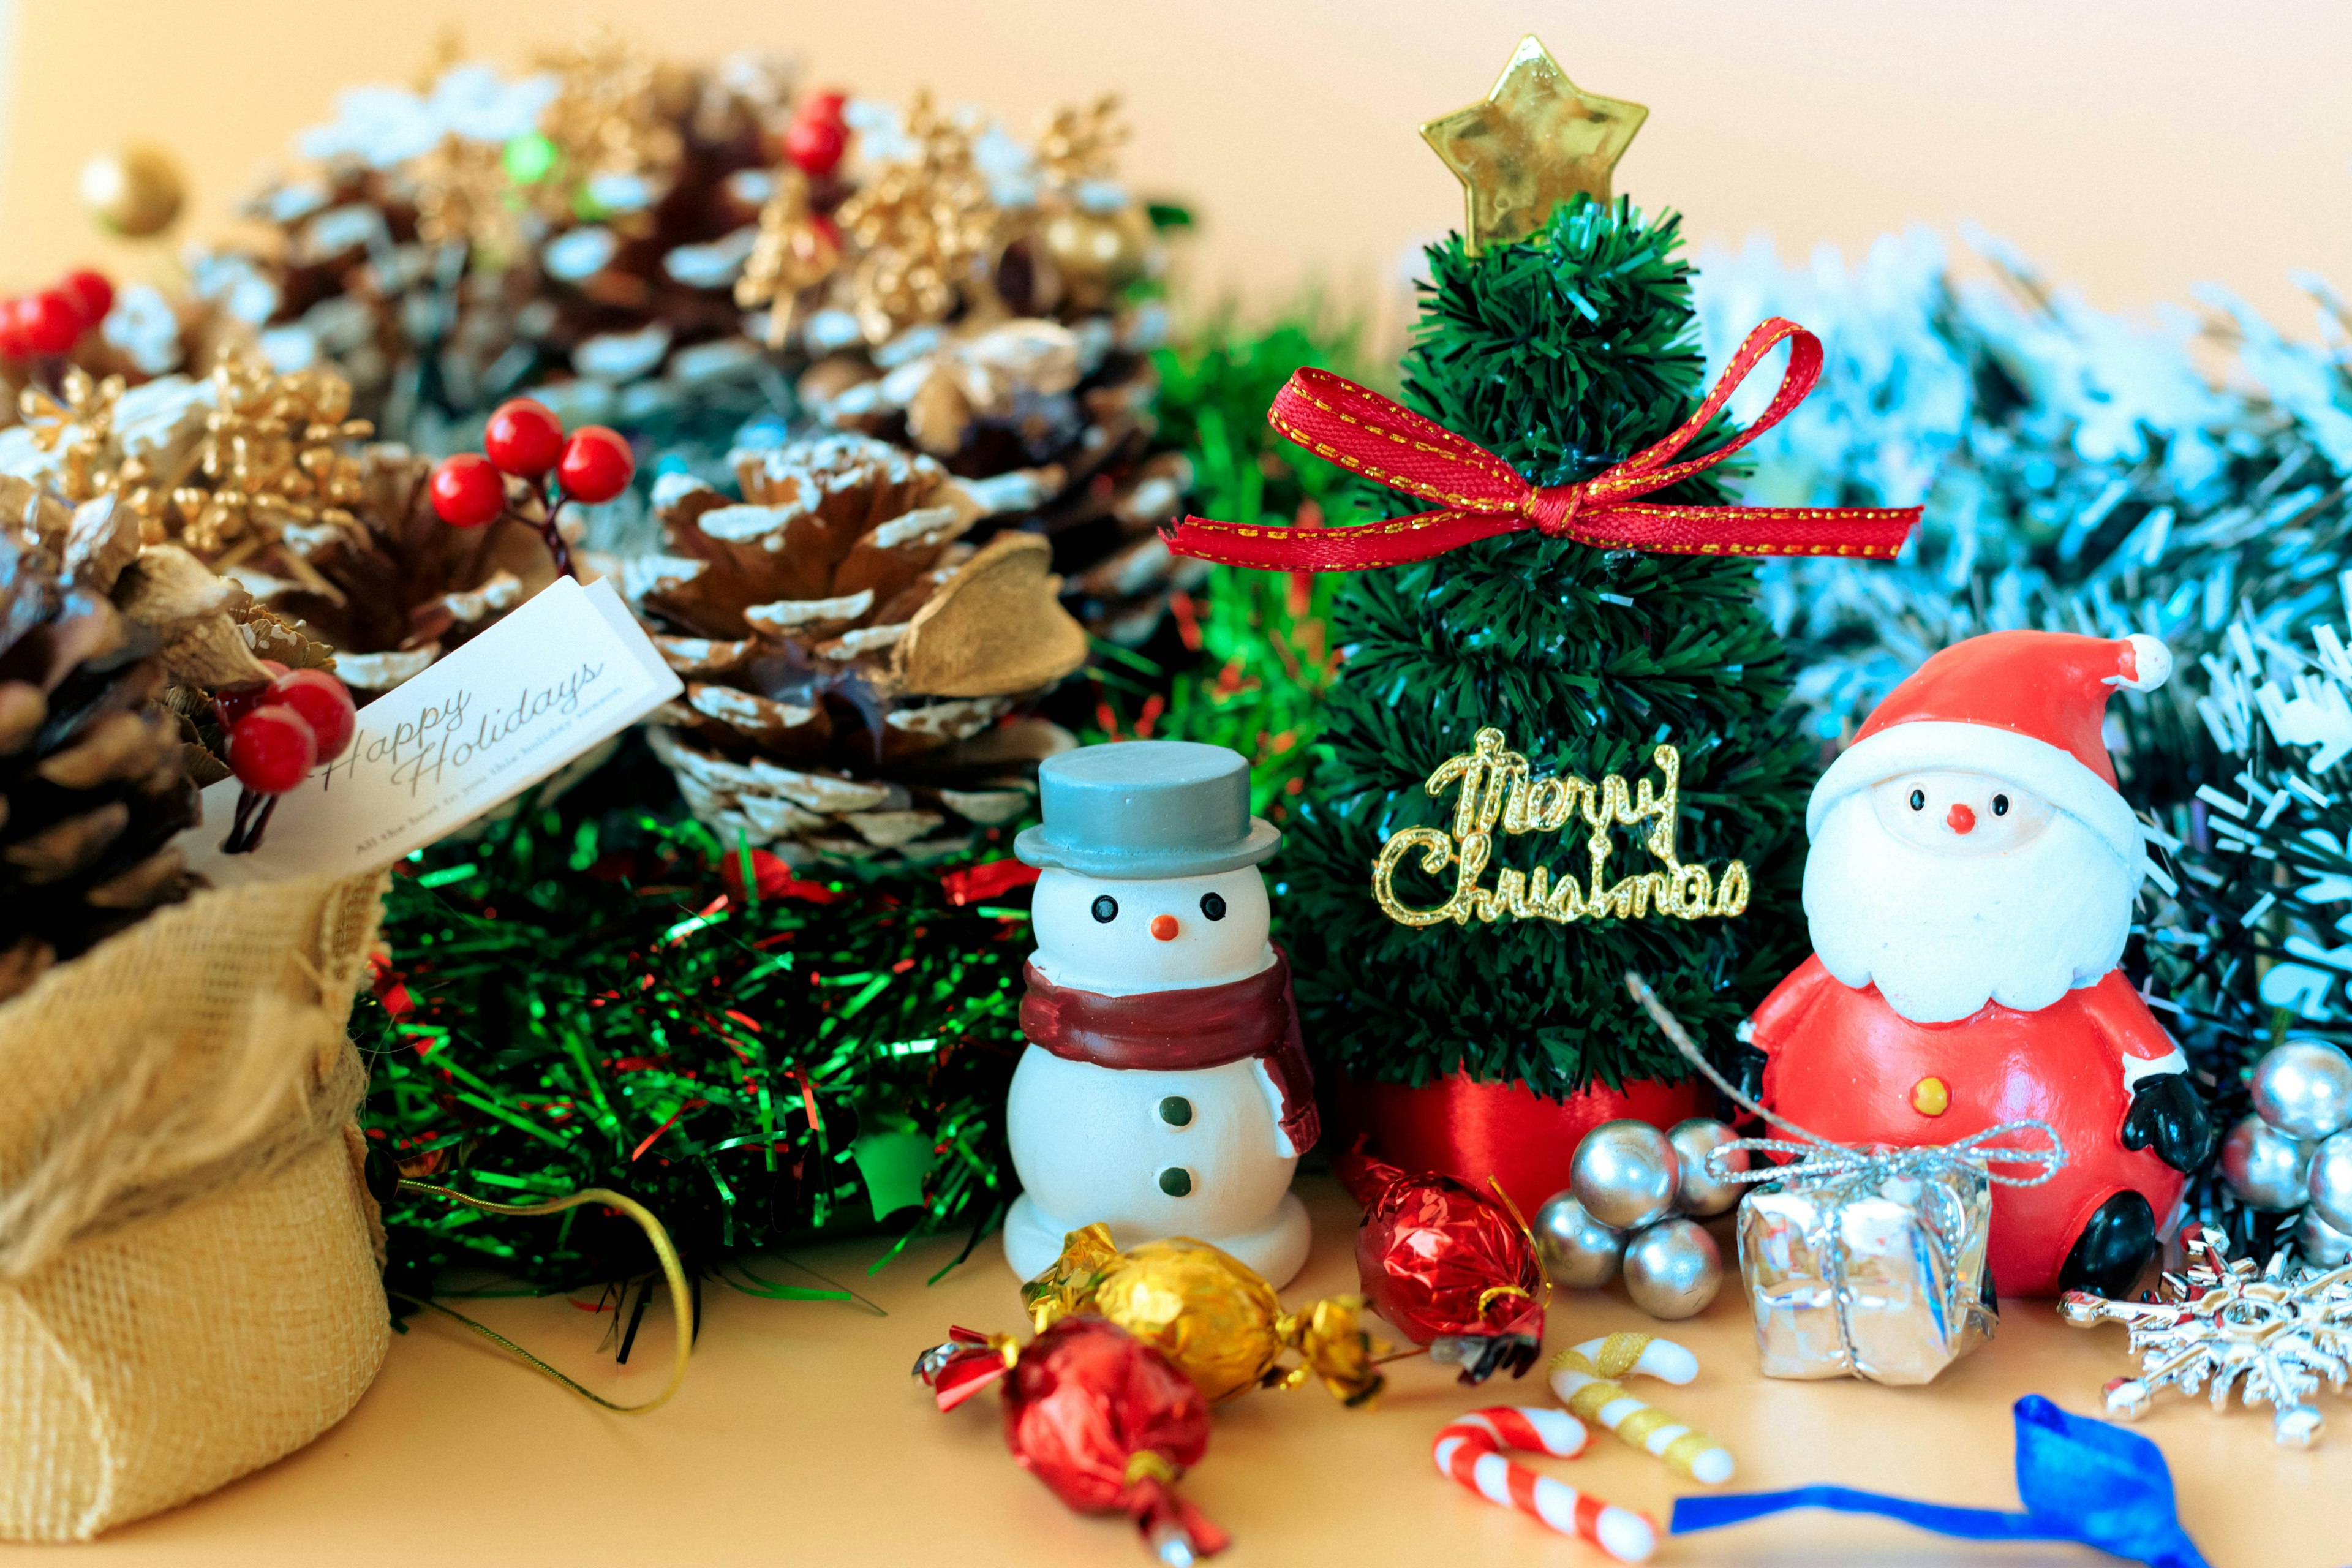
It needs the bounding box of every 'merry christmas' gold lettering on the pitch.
[1371,728,1751,930]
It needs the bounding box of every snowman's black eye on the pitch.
[1909,788,1925,812]
[1992,794,2010,816]
[1090,895,1118,923]
[1200,892,1227,921]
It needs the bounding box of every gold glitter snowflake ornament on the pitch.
[2062,1226,2352,1448]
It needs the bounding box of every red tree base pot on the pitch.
[1333,1071,1709,1217]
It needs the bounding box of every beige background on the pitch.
[6,1176,2340,1567]
[2,0,2348,337]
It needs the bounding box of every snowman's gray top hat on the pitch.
[1014,741,1281,879]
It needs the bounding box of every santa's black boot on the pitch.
[2058,1191,2157,1298]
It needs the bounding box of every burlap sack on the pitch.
[0,868,391,1542]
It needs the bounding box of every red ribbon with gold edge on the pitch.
[1160,317,1919,571]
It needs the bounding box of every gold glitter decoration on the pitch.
[1419,34,1647,254]
[1023,1223,1387,1406]
[832,91,998,344]
[1371,726,1750,929]
[531,31,686,220]
[412,134,521,261]
[734,169,841,347]
[170,353,374,559]
[19,369,127,503]
[1035,94,1129,192]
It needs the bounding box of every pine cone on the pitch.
[796,311,1192,646]
[0,489,208,1001]
[629,432,1086,864]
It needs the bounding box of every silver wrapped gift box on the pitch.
[1737,1154,2000,1385]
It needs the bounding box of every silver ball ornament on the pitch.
[2250,1038,2352,1142]
[2309,1128,2352,1235]
[2219,1114,2313,1212]
[1570,1119,1680,1230]
[2296,1202,2352,1268]
[1667,1118,1747,1217]
[1532,1191,1626,1287]
[1622,1217,1721,1320]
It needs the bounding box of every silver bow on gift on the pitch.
[1625,972,2067,1385]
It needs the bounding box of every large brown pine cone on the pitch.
[0,487,222,1001]
[794,312,1195,645]
[628,432,1087,865]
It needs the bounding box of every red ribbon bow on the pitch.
[1161,317,1918,571]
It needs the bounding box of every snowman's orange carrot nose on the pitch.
[1150,914,1180,941]
[1946,802,1977,834]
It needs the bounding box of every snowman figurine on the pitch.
[1003,741,1317,1286]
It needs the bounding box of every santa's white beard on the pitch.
[1802,793,2138,1024]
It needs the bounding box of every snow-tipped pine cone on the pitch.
[628,431,1088,865]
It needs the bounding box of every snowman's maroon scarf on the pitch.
[1020,950,1319,1155]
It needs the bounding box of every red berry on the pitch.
[0,298,29,359]
[18,290,81,355]
[483,397,565,477]
[429,454,507,527]
[268,668,357,763]
[213,660,291,730]
[56,270,114,330]
[556,426,634,503]
[783,91,849,176]
[228,706,318,795]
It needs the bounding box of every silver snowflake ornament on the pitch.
[2061,1226,2352,1447]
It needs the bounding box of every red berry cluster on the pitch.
[217,662,358,853]
[783,91,849,178]
[428,399,633,582]
[0,269,113,359]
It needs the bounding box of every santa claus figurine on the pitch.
[1749,630,2212,1298]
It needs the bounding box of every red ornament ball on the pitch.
[429,454,507,527]
[268,668,357,763]
[228,705,318,795]
[483,397,565,478]
[18,289,83,355]
[0,300,31,359]
[783,91,849,176]
[57,269,115,330]
[213,659,291,731]
[556,426,634,503]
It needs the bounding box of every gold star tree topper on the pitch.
[1420,36,1648,253]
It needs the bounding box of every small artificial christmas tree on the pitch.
[1165,40,1917,1197]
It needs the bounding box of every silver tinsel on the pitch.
[1695,230,2352,780]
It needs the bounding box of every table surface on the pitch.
[17,1177,2342,1567]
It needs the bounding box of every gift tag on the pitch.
[180,576,681,886]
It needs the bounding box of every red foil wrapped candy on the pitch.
[915,1316,1229,1563]
[1338,1148,1550,1382]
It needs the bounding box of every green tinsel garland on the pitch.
[360,741,1035,1303]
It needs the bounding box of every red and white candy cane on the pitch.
[1431,1407,1657,1562]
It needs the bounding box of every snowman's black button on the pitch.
[1159,1096,1193,1127]
[1158,1167,1193,1197]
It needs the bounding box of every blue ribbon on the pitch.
[1671,1396,2210,1568]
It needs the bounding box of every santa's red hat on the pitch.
[1806,630,2169,869]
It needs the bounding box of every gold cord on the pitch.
[389,1181,693,1415]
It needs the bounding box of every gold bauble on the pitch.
[81,145,186,238]
[1041,203,1153,292]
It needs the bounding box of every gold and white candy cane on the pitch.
[1547,1332,1734,1483]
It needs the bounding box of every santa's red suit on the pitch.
[1752,629,2203,1298]
[1752,962,2184,1296]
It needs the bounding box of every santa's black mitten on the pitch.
[2120,1072,2214,1174]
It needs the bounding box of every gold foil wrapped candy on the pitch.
[1023,1224,1387,1406]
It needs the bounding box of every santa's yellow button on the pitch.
[1910,1076,1950,1117]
